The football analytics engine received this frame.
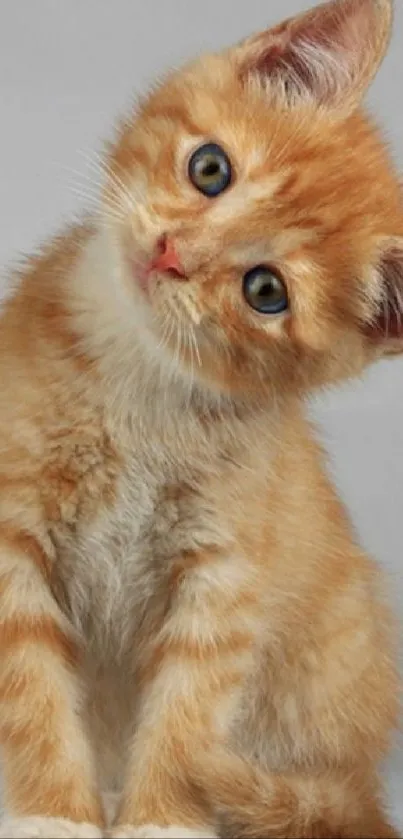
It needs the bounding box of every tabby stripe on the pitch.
[0,616,80,668]
[0,526,52,578]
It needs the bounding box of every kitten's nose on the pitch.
[151,235,186,279]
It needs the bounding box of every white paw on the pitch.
[110,826,217,839]
[103,793,120,826]
[0,816,103,838]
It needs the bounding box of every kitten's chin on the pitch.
[131,305,222,399]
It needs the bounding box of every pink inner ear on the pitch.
[253,38,311,87]
[254,10,343,74]
[241,0,386,103]
[373,307,403,341]
[290,0,365,52]
[370,248,403,342]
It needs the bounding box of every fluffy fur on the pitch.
[0,0,402,837]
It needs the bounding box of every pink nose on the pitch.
[151,236,186,278]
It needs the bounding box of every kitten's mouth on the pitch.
[134,263,188,297]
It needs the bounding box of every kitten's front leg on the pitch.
[0,527,104,838]
[111,545,260,839]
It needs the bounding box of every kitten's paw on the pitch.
[103,793,120,826]
[110,827,217,838]
[0,816,103,838]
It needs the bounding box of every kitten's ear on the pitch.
[367,239,403,355]
[233,0,393,113]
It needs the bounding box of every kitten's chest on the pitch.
[55,445,219,654]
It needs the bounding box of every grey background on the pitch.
[0,0,402,829]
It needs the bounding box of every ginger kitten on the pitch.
[0,0,402,837]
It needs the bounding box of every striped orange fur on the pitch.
[0,1,402,837]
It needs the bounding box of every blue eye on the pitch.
[188,142,232,197]
[243,265,288,315]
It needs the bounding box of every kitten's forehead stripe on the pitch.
[207,175,289,228]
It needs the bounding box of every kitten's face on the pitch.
[103,0,403,403]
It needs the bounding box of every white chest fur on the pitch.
[54,435,224,661]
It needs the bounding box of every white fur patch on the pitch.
[111,826,217,839]
[0,817,102,838]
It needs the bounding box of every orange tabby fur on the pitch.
[0,1,402,837]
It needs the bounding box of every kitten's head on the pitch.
[104,0,403,404]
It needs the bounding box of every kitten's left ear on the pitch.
[232,0,393,114]
[367,239,403,355]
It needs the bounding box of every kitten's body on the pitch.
[0,1,402,837]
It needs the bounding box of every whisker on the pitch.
[79,149,138,216]
[189,324,202,367]
[58,164,129,223]
[87,151,138,211]
[58,164,106,198]
[185,327,196,409]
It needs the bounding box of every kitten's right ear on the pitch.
[232,0,393,114]
[366,238,403,356]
